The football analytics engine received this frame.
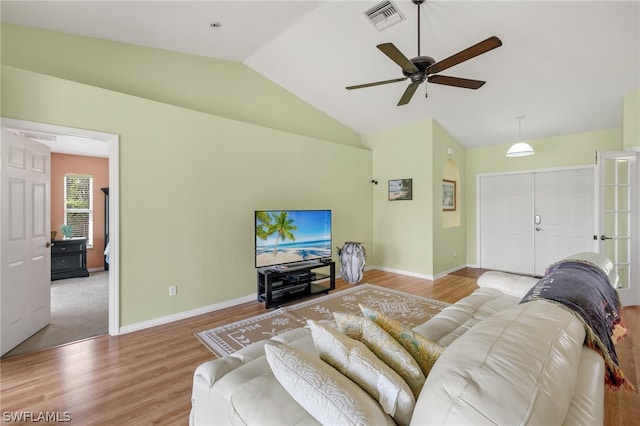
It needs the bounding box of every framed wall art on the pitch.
[388,178,412,201]
[443,179,456,211]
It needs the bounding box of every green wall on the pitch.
[362,119,467,278]
[1,23,362,148]
[432,121,467,276]
[1,65,373,326]
[465,127,623,266]
[363,120,434,276]
[623,88,639,150]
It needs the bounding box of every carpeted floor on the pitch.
[196,283,449,357]
[2,271,109,358]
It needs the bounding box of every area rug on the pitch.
[196,283,449,357]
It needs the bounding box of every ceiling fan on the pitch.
[346,0,502,106]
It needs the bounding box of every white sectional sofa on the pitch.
[191,253,618,425]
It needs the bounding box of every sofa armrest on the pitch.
[562,251,619,288]
[562,347,604,425]
[193,357,242,387]
[191,358,242,426]
[476,270,538,298]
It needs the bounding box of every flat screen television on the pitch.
[255,209,332,268]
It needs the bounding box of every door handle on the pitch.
[535,227,542,231]
[600,235,613,240]
[46,242,53,248]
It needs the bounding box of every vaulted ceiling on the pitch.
[2,1,639,149]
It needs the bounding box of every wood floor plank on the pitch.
[1,269,637,425]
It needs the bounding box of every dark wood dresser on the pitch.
[51,238,90,281]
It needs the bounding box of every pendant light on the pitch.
[506,115,534,157]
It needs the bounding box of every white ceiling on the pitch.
[2,1,639,150]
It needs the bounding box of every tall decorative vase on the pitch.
[338,242,366,284]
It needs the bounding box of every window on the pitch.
[64,174,93,248]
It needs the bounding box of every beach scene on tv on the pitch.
[255,210,332,268]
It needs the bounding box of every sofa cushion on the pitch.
[410,300,587,426]
[264,342,395,426]
[308,320,415,426]
[334,312,426,397]
[230,373,321,425]
[359,304,445,376]
[413,287,520,346]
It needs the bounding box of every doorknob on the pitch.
[600,235,613,240]
[535,227,542,231]
[46,242,53,248]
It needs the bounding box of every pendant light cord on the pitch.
[517,115,525,140]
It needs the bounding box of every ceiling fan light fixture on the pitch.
[506,115,535,157]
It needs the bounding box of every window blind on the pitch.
[64,174,93,247]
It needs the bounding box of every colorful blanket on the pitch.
[520,260,632,390]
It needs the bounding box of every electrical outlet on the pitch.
[452,251,458,258]
[169,285,177,296]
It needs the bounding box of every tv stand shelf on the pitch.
[257,260,335,309]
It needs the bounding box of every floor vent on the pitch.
[364,0,405,31]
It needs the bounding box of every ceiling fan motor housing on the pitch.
[404,56,435,82]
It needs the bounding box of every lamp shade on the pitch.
[506,142,535,157]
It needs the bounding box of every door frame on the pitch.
[597,150,639,306]
[1,118,120,335]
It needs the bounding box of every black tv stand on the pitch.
[257,260,335,309]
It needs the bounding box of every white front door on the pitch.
[479,173,534,274]
[533,168,597,275]
[598,151,639,306]
[1,130,51,356]
[479,167,597,276]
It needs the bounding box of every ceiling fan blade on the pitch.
[346,77,408,90]
[398,82,420,106]
[428,75,486,89]
[426,36,502,75]
[377,43,419,74]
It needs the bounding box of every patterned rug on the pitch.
[196,283,449,357]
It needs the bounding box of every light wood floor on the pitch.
[1,269,638,425]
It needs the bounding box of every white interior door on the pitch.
[1,130,51,356]
[533,168,597,275]
[479,173,534,274]
[598,151,639,306]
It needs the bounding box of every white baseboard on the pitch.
[369,263,474,280]
[118,293,256,335]
[433,264,468,280]
[369,265,435,281]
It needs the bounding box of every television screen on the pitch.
[255,209,332,268]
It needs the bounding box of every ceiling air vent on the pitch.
[364,0,405,31]
[18,131,57,142]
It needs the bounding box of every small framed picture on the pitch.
[388,179,412,201]
[443,179,456,211]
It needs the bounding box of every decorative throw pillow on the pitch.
[334,312,426,397]
[334,311,365,339]
[264,342,394,426]
[360,304,445,376]
[308,320,415,426]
